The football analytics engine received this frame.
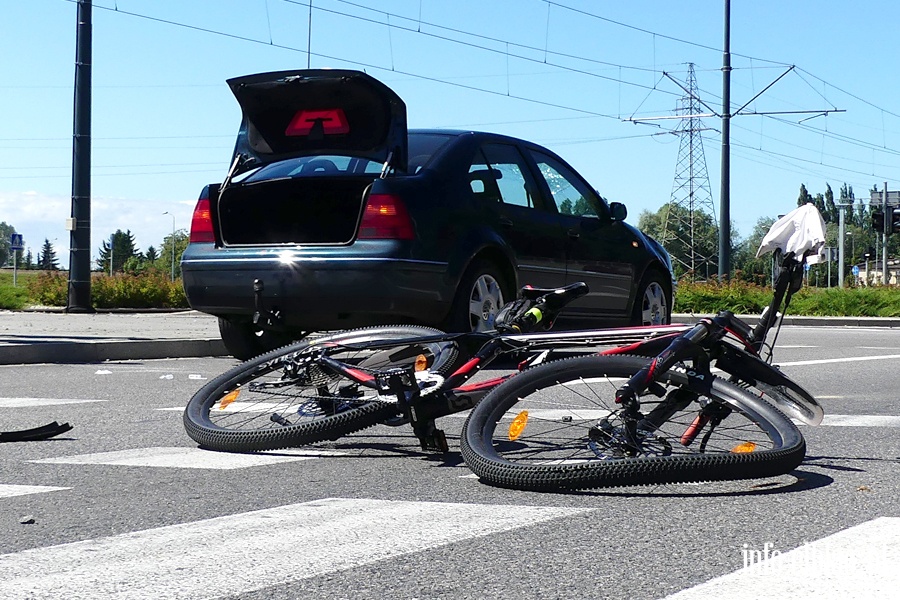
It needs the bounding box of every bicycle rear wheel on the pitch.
[184,325,460,452]
[461,354,805,491]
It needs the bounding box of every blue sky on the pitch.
[2,0,899,268]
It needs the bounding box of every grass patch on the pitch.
[0,284,30,310]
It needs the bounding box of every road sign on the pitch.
[852,265,860,276]
[9,233,23,251]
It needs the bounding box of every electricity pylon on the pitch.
[663,63,718,281]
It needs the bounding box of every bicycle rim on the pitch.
[461,355,805,491]
[184,325,459,452]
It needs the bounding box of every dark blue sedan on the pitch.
[181,69,674,359]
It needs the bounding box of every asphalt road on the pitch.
[1,326,898,599]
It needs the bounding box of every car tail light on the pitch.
[358,193,414,240]
[189,196,216,243]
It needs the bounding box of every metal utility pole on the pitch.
[626,0,844,283]
[838,204,846,288]
[718,0,731,280]
[66,0,94,313]
[883,182,889,285]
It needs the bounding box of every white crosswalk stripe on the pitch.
[0,397,105,408]
[663,517,900,599]
[0,484,70,498]
[31,447,345,470]
[0,498,590,600]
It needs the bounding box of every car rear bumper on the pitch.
[181,246,452,331]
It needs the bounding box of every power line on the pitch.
[51,0,900,196]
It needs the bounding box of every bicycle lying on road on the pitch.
[184,205,825,491]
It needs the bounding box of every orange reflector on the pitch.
[414,354,428,372]
[731,441,757,454]
[508,410,529,441]
[218,389,240,410]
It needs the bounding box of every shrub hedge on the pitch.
[5,269,900,316]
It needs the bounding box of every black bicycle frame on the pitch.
[301,257,817,451]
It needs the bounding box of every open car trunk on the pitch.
[217,176,375,245]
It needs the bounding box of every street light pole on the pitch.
[163,211,175,282]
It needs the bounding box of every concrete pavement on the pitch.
[0,309,228,365]
[1,308,899,365]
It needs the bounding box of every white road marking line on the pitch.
[820,414,900,427]
[777,345,818,348]
[663,517,900,599]
[778,353,900,367]
[0,498,589,600]
[0,398,106,408]
[0,485,70,499]
[31,447,345,470]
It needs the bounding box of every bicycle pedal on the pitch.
[418,429,448,453]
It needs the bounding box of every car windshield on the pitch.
[240,133,452,182]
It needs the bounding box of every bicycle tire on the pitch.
[461,354,805,491]
[184,325,460,452]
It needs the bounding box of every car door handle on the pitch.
[499,217,514,228]
[567,228,580,240]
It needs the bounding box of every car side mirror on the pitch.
[609,201,627,221]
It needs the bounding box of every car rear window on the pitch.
[239,133,450,181]
[242,155,382,181]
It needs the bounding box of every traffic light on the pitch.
[892,207,900,234]
[873,210,886,232]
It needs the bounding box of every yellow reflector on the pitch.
[508,410,529,441]
[414,354,428,372]
[731,441,757,454]
[218,389,240,410]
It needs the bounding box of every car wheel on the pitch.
[632,272,670,326]
[217,317,294,361]
[446,260,509,333]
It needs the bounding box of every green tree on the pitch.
[824,183,837,224]
[97,229,138,274]
[145,245,159,262]
[796,184,813,208]
[638,203,720,280]
[37,238,59,270]
[0,222,15,266]
[731,216,778,284]
[153,229,189,280]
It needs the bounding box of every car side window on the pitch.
[471,144,540,209]
[529,150,604,219]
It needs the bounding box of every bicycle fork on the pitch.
[609,323,721,454]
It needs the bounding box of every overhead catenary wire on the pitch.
[38,0,900,189]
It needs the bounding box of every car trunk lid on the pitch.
[228,69,408,174]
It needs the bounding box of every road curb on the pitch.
[0,339,229,365]
[672,314,900,328]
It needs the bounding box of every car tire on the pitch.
[632,271,671,326]
[217,317,294,361]
[445,260,509,333]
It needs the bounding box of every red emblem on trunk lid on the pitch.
[285,109,350,136]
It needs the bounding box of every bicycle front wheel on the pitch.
[184,325,460,452]
[461,354,805,491]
